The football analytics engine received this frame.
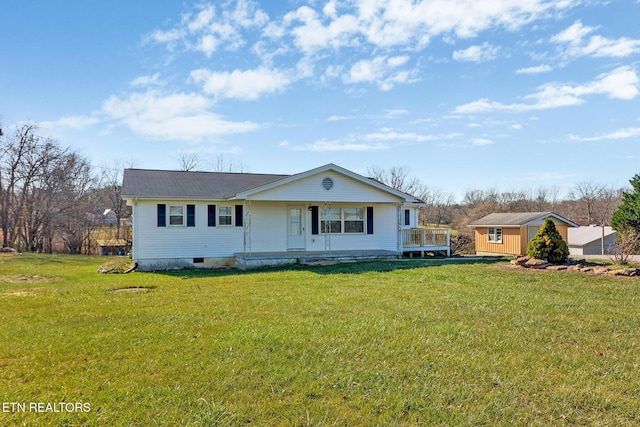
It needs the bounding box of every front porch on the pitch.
[402,228,451,257]
[235,250,399,270]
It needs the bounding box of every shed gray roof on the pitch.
[468,212,578,227]
[121,169,289,199]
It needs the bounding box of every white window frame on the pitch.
[321,207,366,234]
[168,205,185,226]
[344,208,364,233]
[321,207,342,234]
[218,206,233,226]
[488,227,502,243]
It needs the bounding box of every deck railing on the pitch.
[402,228,450,248]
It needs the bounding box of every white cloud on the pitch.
[552,20,640,59]
[284,5,360,53]
[453,43,499,62]
[516,64,552,74]
[102,90,259,141]
[455,66,640,113]
[569,127,640,141]
[147,0,269,55]
[344,55,416,90]
[130,73,164,87]
[471,138,494,146]
[292,138,390,152]
[190,66,291,100]
[363,130,462,142]
[39,115,100,131]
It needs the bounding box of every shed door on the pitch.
[287,206,305,250]
[528,226,539,242]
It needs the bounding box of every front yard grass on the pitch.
[1,254,639,425]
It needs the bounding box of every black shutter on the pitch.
[207,205,216,226]
[366,206,374,234]
[235,205,243,227]
[187,204,195,227]
[157,204,166,227]
[311,206,319,235]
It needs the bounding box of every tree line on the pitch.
[1,122,636,255]
[0,123,129,253]
[368,165,625,229]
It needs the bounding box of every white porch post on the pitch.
[397,203,402,255]
[244,200,252,255]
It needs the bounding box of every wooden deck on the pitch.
[402,228,451,257]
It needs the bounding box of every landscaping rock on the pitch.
[591,267,610,275]
[608,268,640,277]
[511,255,530,266]
[525,258,550,269]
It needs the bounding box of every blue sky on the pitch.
[1,0,639,201]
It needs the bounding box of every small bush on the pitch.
[97,257,136,274]
[526,218,569,263]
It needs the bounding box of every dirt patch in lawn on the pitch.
[0,275,59,284]
[110,286,156,293]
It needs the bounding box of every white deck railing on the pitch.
[402,228,450,249]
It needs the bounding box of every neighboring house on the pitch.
[568,225,617,256]
[468,212,578,256]
[103,209,118,223]
[121,163,449,270]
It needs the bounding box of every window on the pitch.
[344,208,364,233]
[488,227,502,243]
[320,207,366,234]
[321,208,341,233]
[218,206,232,226]
[169,205,184,226]
[404,209,411,226]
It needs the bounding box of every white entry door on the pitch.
[287,206,305,250]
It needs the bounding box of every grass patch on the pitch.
[1,254,639,425]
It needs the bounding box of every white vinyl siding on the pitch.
[243,170,404,203]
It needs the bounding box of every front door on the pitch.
[287,206,305,250]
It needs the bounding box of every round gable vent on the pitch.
[322,177,334,190]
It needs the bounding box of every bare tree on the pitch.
[99,160,135,241]
[177,152,201,171]
[367,165,429,200]
[569,181,605,225]
[208,154,247,173]
[0,122,97,252]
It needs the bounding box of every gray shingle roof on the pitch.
[122,169,289,199]
[468,212,577,227]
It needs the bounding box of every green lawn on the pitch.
[1,254,639,426]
